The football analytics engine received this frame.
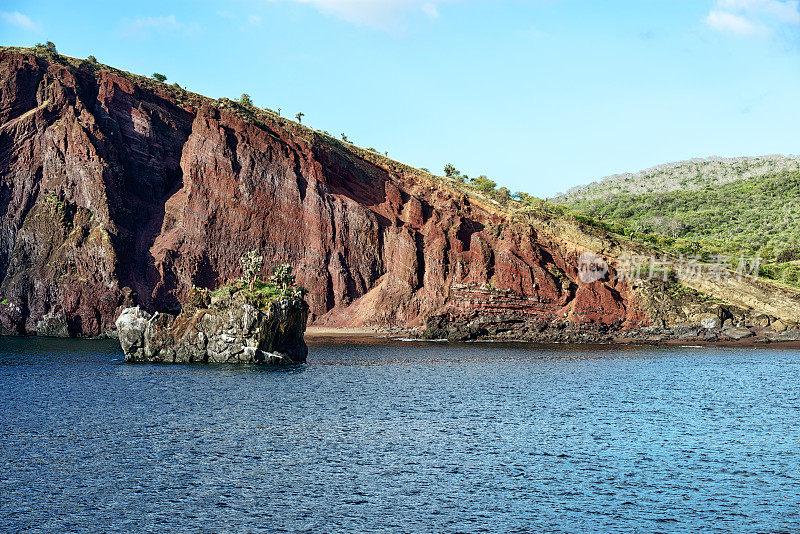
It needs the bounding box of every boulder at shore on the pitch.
[115,292,308,364]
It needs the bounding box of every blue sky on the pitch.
[2,0,799,196]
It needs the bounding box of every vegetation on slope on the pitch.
[195,260,308,311]
[556,156,800,203]
[556,169,800,287]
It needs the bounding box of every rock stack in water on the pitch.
[115,287,308,364]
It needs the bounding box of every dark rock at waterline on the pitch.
[421,312,617,343]
[768,330,800,342]
[721,327,754,341]
[672,324,701,339]
[35,311,70,338]
[116,295,308,364]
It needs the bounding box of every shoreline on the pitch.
[3,328,799,349]
[303,327,800,348]
[305,327,387,337]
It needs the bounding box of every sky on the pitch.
[1,0,799,196]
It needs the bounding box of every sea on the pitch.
[2,336,800,533]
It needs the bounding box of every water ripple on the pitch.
[1,338,799,532]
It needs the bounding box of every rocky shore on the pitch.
[616,324,800,346]
[421,311,800,346]
[116,288,308,364]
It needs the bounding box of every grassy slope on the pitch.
[556,165,800,286]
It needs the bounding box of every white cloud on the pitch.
[705,0,800,37]
[706,10,768,35]
[718,0,800,24]
[0,11,41,32]
[249,14,263,25]
[282,0,451,28]
[121,14,200,38]
[421,3,440,19]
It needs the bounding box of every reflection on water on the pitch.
[2,337,800,533]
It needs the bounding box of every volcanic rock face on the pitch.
[116,296,308,364]
[0,50,648,337]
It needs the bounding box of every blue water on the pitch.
[2,338,800,533]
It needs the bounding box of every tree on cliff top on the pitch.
[239,93,253,107]
[444,164,465,183]
[470,175,497,193]
[152,73,167,82]
[271,265,308,301]
[296,112,304,124]
[241,250,264,291]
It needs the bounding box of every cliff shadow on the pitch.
[310,139,389,208]
[90,82,195,311]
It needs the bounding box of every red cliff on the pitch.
[0,49,647,337]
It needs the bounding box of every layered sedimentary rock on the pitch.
[3,49,793,340]
[0,50,650,337]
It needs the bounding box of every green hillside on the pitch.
[555,164,800,286]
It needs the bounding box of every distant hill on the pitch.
[554,157,800,285]
[556,155,800,203]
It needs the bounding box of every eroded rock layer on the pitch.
[0,51,648,336]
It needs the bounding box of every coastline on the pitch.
[305,327,386,337]
[645,338,800,349]
[5,326,800,350]
[303,326,800,349]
